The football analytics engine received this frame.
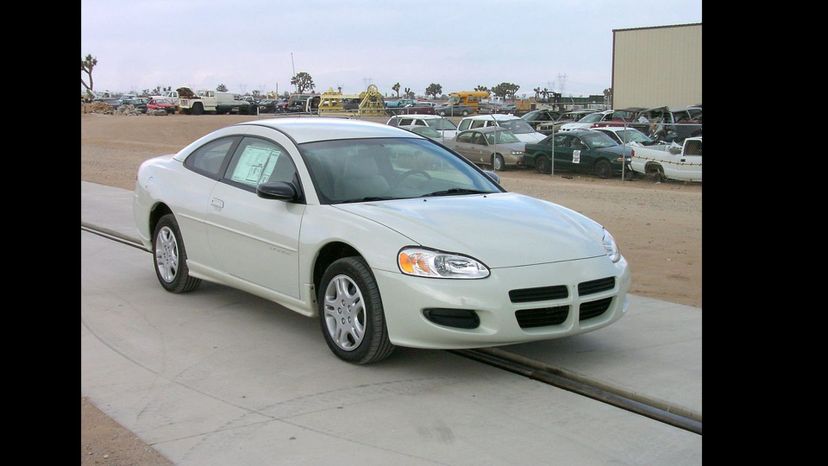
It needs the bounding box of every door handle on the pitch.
[211,198,224,209]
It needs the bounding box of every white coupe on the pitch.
[134,118,631,364]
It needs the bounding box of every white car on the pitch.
[386,114,458,139]
[456,114,546,144]
[559,110,615,132]
[134,118,631,364]
[629,136,701,182]
[592,127,656,146]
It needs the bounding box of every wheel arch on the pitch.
[312,241,364,294]
[149,202,173,240]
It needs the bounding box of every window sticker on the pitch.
[231,145,281,186]
[573,150,581,164]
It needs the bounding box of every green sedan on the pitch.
[524,130,632,178]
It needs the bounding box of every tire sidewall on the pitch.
[152,214,192,292]
[595,159,611,178]
[317,257,390,363]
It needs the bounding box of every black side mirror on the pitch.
[483,170,500,184]
[257,181,297,201]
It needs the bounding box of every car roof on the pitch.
[461,126,512,133]
[389,114,444,119]
[460,114,519,121]
[237,118,421,144]
[593,126,644,133]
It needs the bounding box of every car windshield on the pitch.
[578,113,606,123]
[299,138,502,204]
[612,129,652,144]
[485,131,520,144]
[425,118,457,130]
[581,132,619,149]
[497,119,534,134]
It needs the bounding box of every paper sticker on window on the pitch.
[573,149,581,164]
[230,145,280,186]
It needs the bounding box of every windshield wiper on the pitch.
[422,188,491,197]
[338,196,396,204]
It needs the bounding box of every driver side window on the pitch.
[222,137,296,190]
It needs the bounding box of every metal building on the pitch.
[611,23,701,109]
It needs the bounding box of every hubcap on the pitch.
[323,275,366,351]
[494,156,503,170]
[155,226,179,283]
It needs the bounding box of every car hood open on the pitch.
[334,192,608,268]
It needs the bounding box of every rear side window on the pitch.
[223,137,297,190]
[184,137,238,178]
[398,118,414,126]
[458,120,472,131]
[470,120,486,129]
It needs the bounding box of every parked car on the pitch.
[535,109,595,134]
[456,114,546,144]
[445,127,525,171]
[134,118,630,364]
[398,125,443,141]
[629,137,701,182]
[386,114,458,139]
[434,103,474,116]
[592,127,658,146]
[521,109,561,130]
[523,130,631,178]
[257,99,283,113]
[558,110,617,132]
[147,98,176,114]
[120,97,149,113]
[634,106,702,143]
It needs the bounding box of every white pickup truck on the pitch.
[629,136,701,182]
[177,87,254,115]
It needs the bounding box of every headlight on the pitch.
[511,151,523,155]
[398,247,490,279]
[602,229,621,263]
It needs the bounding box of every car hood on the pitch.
[514,132,546,143]
[334,192,608,268]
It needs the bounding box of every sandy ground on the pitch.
[81,397,172,465]
[81,112,700,462]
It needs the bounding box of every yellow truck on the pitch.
[447,91,490,112]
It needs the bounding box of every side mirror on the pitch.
[668,146,682,155]
[257,181,298,201]
[483,170,500,184]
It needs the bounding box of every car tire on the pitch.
[594,159,612,179]
[192,103,203,115]
[152,214,201,293]
[462,110,469,116]
[535,155,550,174]
[318,257,394,364]
[492,154,505,171]
[647,164,666,182]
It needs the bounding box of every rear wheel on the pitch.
[594,159,612,179]
[647,164,666,182]
[152,214,201,293]
[318,257,394,364]
[462,110,469,116]
[535,155,550,174]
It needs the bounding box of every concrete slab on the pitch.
[81,181,701,419]
[82,231,701,465]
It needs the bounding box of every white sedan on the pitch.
[134,118,631,364]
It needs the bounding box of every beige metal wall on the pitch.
[613,24,701,109]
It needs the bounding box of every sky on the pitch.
[81,0,701,98]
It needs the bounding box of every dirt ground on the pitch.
[81,112,700,462]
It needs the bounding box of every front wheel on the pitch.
[191,103,203,115]
[318,257,394,364]
[594,159,612,179]
[535,155,550,174]
[153,214,201,293]
[492,154,505,171]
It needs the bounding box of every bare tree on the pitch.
[81,54,97,98]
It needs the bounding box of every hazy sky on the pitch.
[81,0,701,97]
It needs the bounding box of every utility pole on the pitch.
[291,52,297,91]
[557,73,567,97]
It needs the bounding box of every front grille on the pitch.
[578,277,615,296]
[515,305,569,329]
[509,285,568,303]
[579,298,613,321]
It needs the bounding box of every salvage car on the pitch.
[147,98,177,114]
[629,136,702,182]
[592,127,657,146]
[445,127,526,171]
[386,114,458,139]
[524,129,631,178]
[398,125,443,141]
[457,114,546,144]
[133,118,630,364]
[521,109,561,130]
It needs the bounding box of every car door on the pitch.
[205,134,306,298]
[552,134,575,170]
[451,131,476,160]
[671,138,702,181]
[177,136,240,269]
[470,132,490,163]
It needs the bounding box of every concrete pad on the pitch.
[498,296,702,416]
[82,232,701,465]
[81,180,702,419]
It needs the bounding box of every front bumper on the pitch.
[374,255,630,349]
